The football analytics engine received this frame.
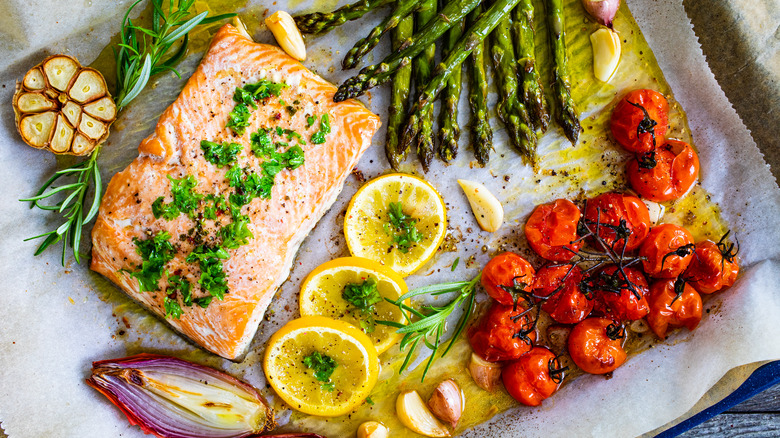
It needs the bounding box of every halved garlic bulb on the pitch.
[13,54,116,156]
[590,28,622,82]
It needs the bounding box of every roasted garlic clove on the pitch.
[642,198,665,225]
[265,11,307,61]
[397,390,451,437]
[457,179,504,232]
[590,28,622,82]
[467,352,502,392]
[427,379,463,429]
[357,421,389,438]
[13,54,116,156]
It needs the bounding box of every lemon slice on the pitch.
[344,173,447,276]
[263,316,379,417]
[299,257,409,355]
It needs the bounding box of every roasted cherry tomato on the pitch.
[525,199,584,261]
[481,252,536,306]
[647,278,703,339]
[502,347,563,406]
[583,193,651,251]
[568,317,627,375]
[468,302,537,362]
[610,89,670,154]
[639,223,695,278]
[588,265,650,321]
[684,237,740,294]
[627,140,700,202]
[534,264,593,324]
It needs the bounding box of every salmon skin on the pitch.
[90,24,380,360]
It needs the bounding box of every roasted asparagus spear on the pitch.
[413,0,438,171]
[438,17,466,162]
[342,0,419,69]
[513,0,550,132]
[490,16,538,165]
[466,5,493,166]
[294,0,394,35]
[386,16,414,169]
[334,0,482,102]
[546,0,581,144]
[399,0,522,153]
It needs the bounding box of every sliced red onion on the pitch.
[87,354,294,438]
[582,0,621,28]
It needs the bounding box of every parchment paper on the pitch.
[1,0,780,437]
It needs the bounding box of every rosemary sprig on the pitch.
[380,273,481,381]
[22,0,234,265]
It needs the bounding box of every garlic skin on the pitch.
[642,198,666,225]
[467,352,502,392]
[357,421,388,438]
[457,179,504,232]
[590,28,622,82]
[265,11,307,61]
[582,0,621,28]
[396,390,451,437]
[427,379,464,429]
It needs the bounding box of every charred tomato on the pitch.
[568,317,627,375]
[587,265,650,321]
[639,223,695,278]
[685,236,740,294]
[583,192,651,252]
[627,140,700,202]
[610,89,670,154]
[481,252,536,306]
[502,347,564,406]
[468,302,537,362]
[525,199,584,261]
[534,264,593,324]
[647,278,703,339]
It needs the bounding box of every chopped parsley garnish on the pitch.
[226,103,252,135]
[306,115,316,127]
[203,194,228,220]
[200,140,242,167]
[130,231,176,292]
[250,128,274,157]
[164,297,183,319]
[303,351,337,392]
[152,175,203,220]
[366,396,375,406]
[228,80,287,135]
[310,114,331,144]
[219,213,253,249]
[385,202,424,254]
[342,278,382,333]
[168,275,192,306]
[186,246,230,300]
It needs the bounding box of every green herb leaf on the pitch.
[250,128,274,157]
[387,202,424,254]
[164,296,183,319]
[343,278,382,333]
[227,103,252,135]
[186,245,229,300]
[303,351,337,391]
[310,114,331,144]
[129,231,176,292]
[200,140,243,167]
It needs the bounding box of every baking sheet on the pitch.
[1,0,780,437]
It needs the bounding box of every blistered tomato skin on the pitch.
[568,317,627,375]
[647,279,703,339]
[589,265,650,322]
[502,347,561,406]
[684,240,740,294]
[627,140,700,202]
[481,252,536,306]
[534,264,593,324]
[583,192,651,251]
[610,89,670,154]
[639,223,695,278]
[468,302,537,362]
[525,199,584,261]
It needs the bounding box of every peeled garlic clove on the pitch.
[457,179,503,232]
[582,0,621,28]
[233,16,253,41]
[591,28,621,82]
[357,421,389,438]
[427,379,463,429]
[265,11,307,61]
[467,352,502,392]
[397,390,451,437]
[642,198,665,225]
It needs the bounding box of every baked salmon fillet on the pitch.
[90,24,380,360]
